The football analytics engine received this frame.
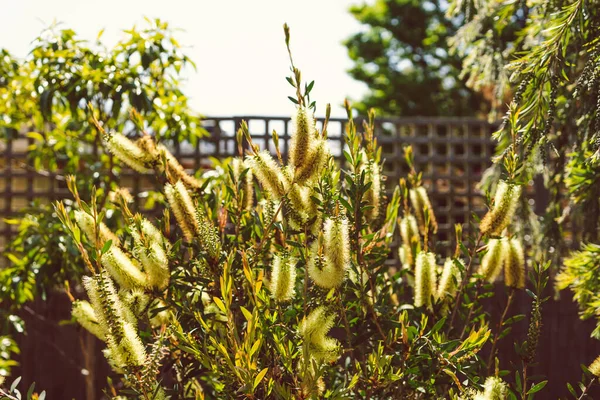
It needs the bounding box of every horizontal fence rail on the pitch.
[0,116,496,259]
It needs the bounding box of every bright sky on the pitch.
[1,0,368,118]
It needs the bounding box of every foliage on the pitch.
[0,376,45,400]
[344,0,487,117]
[37,25,566,399]
[0,20,205,373]
[447,0,600,394]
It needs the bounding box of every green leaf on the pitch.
[10,376,21,392]
[527,380,547,395]
[101,239,113,255]
[254,368,268,390]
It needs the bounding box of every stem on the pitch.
[487,288,515,374]
[459,281,483,340]
[577,378,596,400]
[448,233,483,333]
[521,362,528,400]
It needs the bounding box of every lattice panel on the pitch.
[0,117,495,261]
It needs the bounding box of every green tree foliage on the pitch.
[447,0,600,393]
[0,19,203,374]
[344,0,486,116]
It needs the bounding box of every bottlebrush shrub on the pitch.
[50,25,559,400]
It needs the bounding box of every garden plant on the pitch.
[2,0,600,398]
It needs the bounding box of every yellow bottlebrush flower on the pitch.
[589,354,600,377]
[398,244,413,270]
[269,252,297,302]
[101,247,148,290]
[165,180,199,241]
[157,144,202,189]
[480,180,521,236]
[287,182,312,230]
[289,107,316,170]
[409,186,438,234]
[72,300,106,341]
[308,218,350,288]
[503,238,525,289]
[103,131,153,173]
[414,251,437,309]
[324,217,350,275]
[83,272,147,369]
[400,214,420,247]
[437,258,462,301]
[131,219,170,290]
[231,157,254,210]
[119,289,150,319]
[74,210,120,247]
[299,306,340,363]
[108,187,134,205]
[479,376,508,400]
[247,150,287,199]
[294,138,328,184]
[479,239,503,283]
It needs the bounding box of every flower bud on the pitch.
[480,180,521,236]
[414,251,437,309]
[503,238,525,289]
[269,252,297,302]
[479,239,503,283]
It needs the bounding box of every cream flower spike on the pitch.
[246,150,287,199]
[101,246,148,290]
[479,239,503,283]
[72,300,106,341]
[414,251,436,310]
[269,252,297,302]
[480,180,521,236]
[103,131,153,173]
[503,238,525,289]
[299,306,340,363]
[165,180,199,241]
[289,106,317,170]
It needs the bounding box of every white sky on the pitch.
[1,0,368,118]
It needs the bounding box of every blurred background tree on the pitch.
[0,19,204,380]
[344,0,488,117]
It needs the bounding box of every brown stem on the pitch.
[487,288,515,374]
[578,378,596,400]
